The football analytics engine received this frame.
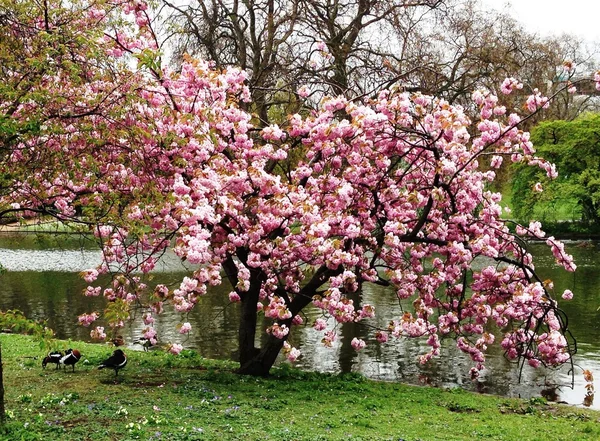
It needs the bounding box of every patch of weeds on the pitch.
[223,405,241,419]
[208,370,239,385]
[19,393,33,403]
[23,358,37,368]
[268,427,304,441]
[301,436,329,441]
[179,349,201,360]
[498,400,539,415]
[61,416,89,428]
[363,400,378,411]
[41,419,66,434]
[563,412,591,421]
[162,425,205,441]
[353,416,376,429]
[446,401,480,413]
[528,397,547,406]
[125,421,146,438]
[148,414,165,425]
[38,392,79,408]
[258,399,279,410]
[0,421,43,441]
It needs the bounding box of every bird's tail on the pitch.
[98,365,106,370]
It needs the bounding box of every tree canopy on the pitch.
[0,0,591,377]
[512,113,600,226]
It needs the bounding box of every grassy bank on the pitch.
[1,334,599,441]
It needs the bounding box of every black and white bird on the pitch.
[59,349,81,372]
[42,351,64,369]
[133,337,155,352]
[98,349,127,378]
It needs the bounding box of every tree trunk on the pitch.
[237,334,285,376]
[237,283,261,368]
[236,265,340,376]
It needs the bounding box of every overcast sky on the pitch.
[480,0,600,42]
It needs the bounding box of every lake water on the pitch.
[0,232,599,409]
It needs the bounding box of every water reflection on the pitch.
[0,234,599,409]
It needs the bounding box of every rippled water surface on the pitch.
[1,232,599,409]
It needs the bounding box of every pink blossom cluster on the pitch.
[546,237,577,272]
[312,289,356,323]
[283,341,301,362]
[525,89,550,112]
[78,312,99,327]
[267,323,290,339]
[515,221,545,238]
[179,322,192,334]
[143,327,158,346]
[351,338,366,351]
[500,77,523,95]
[264,296,292,321]
[169,343,183,355]
[90,326,106,340]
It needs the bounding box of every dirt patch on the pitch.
[62,416,89,428]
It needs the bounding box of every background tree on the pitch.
[163,0,447,126]
[164,0,599,125]
[511,113,600,226]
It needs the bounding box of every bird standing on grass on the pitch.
[98,349,127,378]
[133,337,155,351]
[42,351,63,370]
[59,349,81,372]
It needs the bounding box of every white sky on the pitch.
[480,0,600,42]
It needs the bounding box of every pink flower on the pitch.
[563,60,575,72]
[562,289,574,300]
[82,269,99,283]
[533,182,543,193]
[322,330,336,347]
[179,322,192,334]
[261,125,285,141]
[84,286,101,297]
[90,326,106,340]
[376,331,388,343]
[490,155,503,169]
[287,347,301,362]
[78,312,99,327]
[500,77,523,95]
[297,85,310,98]
[229,291,241,303]
[313,318,327,331]
[169,343,183,355]
[268,323,289,339]
[351,338,366,351]
[526,89,550,112]
[143,313,155,325]
[144,327,157,341]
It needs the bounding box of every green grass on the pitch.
[1,334,599,440]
